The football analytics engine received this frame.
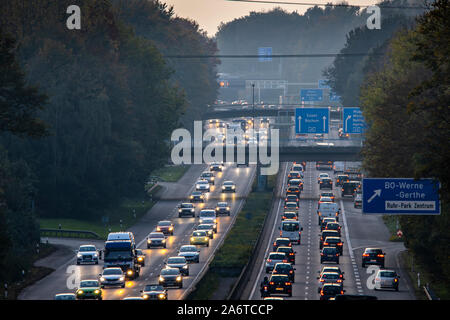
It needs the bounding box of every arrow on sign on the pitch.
[298,116,302,132]
[345,115,351,131]
[323,116,326,130]
[368,189,382,203]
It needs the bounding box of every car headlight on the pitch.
[190,237,195,241]
[127,270,133,275]
[143,294,149,299]
[93,253,98,258]
[169,227,173,231]
[156,227,161,231]
[147,239,151,243]
[77,254,82,258]
[176,276,182,282]
[94,290,100,295]
[183,265,188,269]
[232,186,235,189]
[119,277,124,281]
[100,277,105,282]
[77,290,84,295]
[159,276,164,282]
[162,239,166,243]
[204,237,209,241]
[227,207,230,210]
[158,293,165,299]
[190,196,194,199]
[138,257,143,261]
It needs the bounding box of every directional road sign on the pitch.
[329,92,341,102]
[362,178,440,215]
[300,89,323,102]
[318,80,331,89]
[295,108,329,134]
[343,107,365,134]
[258,47,272,62]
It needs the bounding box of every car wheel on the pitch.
[121,284,125,288]
[164,244,166,248]
[337,259,340,264]
[179,285,183,289]
[395,286,399,292]
[206,243,209,247]
[362,263,366,268]
[179,214,182,218]
[76,261,80,265]
[289,292,292,297]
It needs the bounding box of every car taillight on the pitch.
[341,291,344,294]
[376,278,380,281]
[285,282,291,286]
[377,254,385,257]
[320,253,324,256]
[283,260,287,263]
[323,242,328,246]
[320,279,324,282]
[289,253,294,256]
[264,286,268,290]
[267,259,272,262]
[337,279,342,283]
[363,254,369,257]
[338,243,343,246]
[320,290,324,296]
[336,254,339,256]
[269,282,274,285]
[394,278,398,282]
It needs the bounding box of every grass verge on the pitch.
[188,173,277,300]
[151,164,190,182]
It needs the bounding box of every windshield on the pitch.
[104,251,132,260]
[269,253,285,260]
[161,268,179,276]
[181,203,193,208]
[200,211,215,217]
[282,222,299,231]
[80,281,98,288]
[144,285,163,291]
[158,221,171,226]
[380,271,396,277]
[193,231,206,237]
[149,233,164,239]
[79,246,96,252]
[103,268,122,275]
[180,246,196,252]
[323,273,339,280]
[168,257,186,264]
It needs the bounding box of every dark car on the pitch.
[322,237,344,255]
[178,203,195,217]
[215,202,231,216]
[320,247,340,264]
[284,194,299,205]
[165,256,189,276]
[341,181,360,197]
[272,263,296,282]
[362,248,385,268]
[319,230,340,249]
[210,163,223,172]
[282,212,298,221]
[316,161,333,171]
[335,175,349,187]
[319,178,333,190]
[287,171,302,180]
[158,267,183,288]
[136,249,146,266]
[320,217,337,231]
[287,179,303,191]
[317,272,344,293]
[324,222,341,236]
[318,266,345,280]
[286,186,301,196]
[267,274,292,297]
[147,232,166,249]
[276,246,296,264]
[319,283,345,300]
[189,191,204,203]
[272,238,292,251]
[156,220,174,236]
[141,284,168,300]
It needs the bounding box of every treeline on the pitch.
[326,0,449,292]
[0,0,218,282]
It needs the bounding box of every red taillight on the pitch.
[289,253,294,255]
[283,260,287,263]
[269,282,274,285]
[394,278,398,282]
[285,282,291,286]
[320,279,324,282]
[363,254,369,257]
[377,254,385,257]
[264,286,268,290]
[337,279,342,283]
[320,290,324,296]
[267,259,272,262]
[338,243,343,246]
[324,242,328,246]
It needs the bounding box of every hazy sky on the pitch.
[162,0,381,36]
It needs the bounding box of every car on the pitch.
[282,211,298,221]
[362,248,385,268]
[265,252,288,273]
[279,219,302,244]
[317,173,330,184]
[314,133,324,142]
[284,201,298,212]
[54,293,76,300]
[319,178,333,190]
[320,192,335,201]
[76,245,99,265]
[319,230,340,249]
[222,181,236,192]
[156,220,174,236]
[318,196,333,204]
[276,246,296,264]
[178,202,195,217]
[272,238,292,251]
[267,274,292,297]
[195,224,214,239]
[320,247,340,264]
[316,161,333,171]
[159,267,183,288]
[199,209,217,225]
[141,284,168,300]
[354,193,362,208]
[272,263,296,282]
[166,256,189,276]
[320,217,337,231]
[323,237,344,255]
[76,280,103,300]
[210,163,223,172]
[215,202,231,216]
[318,202,340,224]
[196,179,210,192]
[190,230,210,247]
[318,266,345,280]
[341,181,360,197]
[200,171,215,185]
[190,191,204,203]
[99,267,126,288]
[335,174,349,187]
[324,222,341,236]
[288,179,303,191]
[147,232,166,249]
[136,249,146,266]
[284,194,299,205]
[319,283,345,300]
[374,269,400,291]
[286,186,301,196]
[338,128,350,139]
[317,272,344,293]
[178,245,200,263]
[292,163,304,172]
[287,171,303,180]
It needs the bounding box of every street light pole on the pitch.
[252,83,255,131]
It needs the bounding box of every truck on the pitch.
[103,232,140,280]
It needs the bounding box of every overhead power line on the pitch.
[226,0,428,9]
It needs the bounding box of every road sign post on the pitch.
[295,108,329,134]
[362,178,440,215]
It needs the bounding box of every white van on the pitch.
[279,220,303,245]
[317,202,340,224]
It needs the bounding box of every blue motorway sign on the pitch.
[295,108,329,134]
[362,178,440,215]
[258,47,272,62]
[318,80,331,89]
[329,92,341,102]
[300,89,323,102]
[343,107,366,134]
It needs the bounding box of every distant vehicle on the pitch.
[215,202,231,216]
[338,128,349,139]
[292,163,304,172]
[272,263,296,282]
[199,209,217,224]
[319,178,333,190]
[276,246,296,264]
[323,237,344,255]
[141,284,168,300]
[267,274,292,297]
[136,249,145,266]
[320,217,337,231]
[147,232,166,249]
[190,230,210,247]
[354,193,362,208]
[335,174,349,186]
[341,181,360,197]
[285,194,299,205]
[156,220,174,236]
[287,178,303,190]
[166,256,189,276]
[272,238,292,251]
[317,173,330,183]
[99,267,125,288]
[284,201,299,212]
[178,202,195,217]
[324,222,341,236]
[222,181,236,192]
[200,172,215,185]
[320,247,340,264]
[362,248,385,268]
[159,267,183,289]
[190,191,204,203]
[279,220,303,244]
[196,179,210,192]
[316,161,333,171]
[286,186,301,196]
[320,192,335,201]
[54,293,76,300]
[318,196,333,204]
[103,232,140,279]
[318,266,345,280]
[333,162,345,174]
[319,230,341,249]
[282,211,298,221]
[195,224,214,239]
[210,163,223,172]
[319,283,345,300]
[178,245,200,263]
[265,252,288,273]
[317,202,340,225]
[317,272,344,293]
[288,171,303,180]
[76,245,99,265]
[374,269,400,291]
[76,280,102,300]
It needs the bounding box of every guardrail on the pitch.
[40,228,101,239]
[423,284,440,300]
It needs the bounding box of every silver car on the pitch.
[265,252,288,273]
[196,179,210,192]
[374,269,400,291]
[76,245,99,265]
[99,267,125,288]
[178,245,200,263]
[166,256,189,276]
